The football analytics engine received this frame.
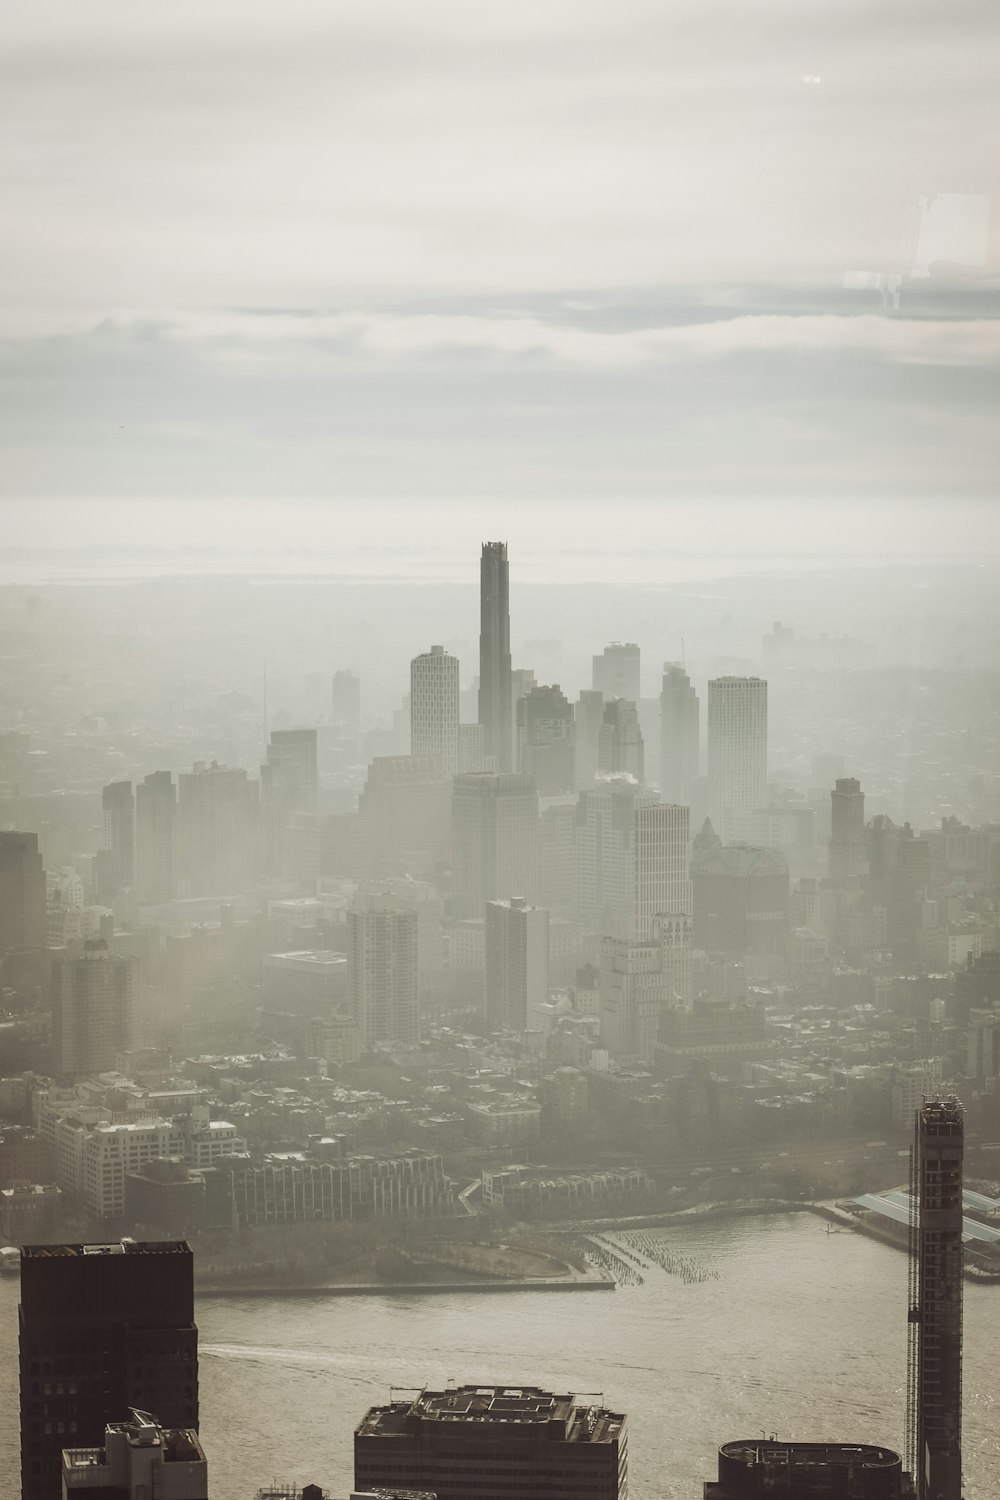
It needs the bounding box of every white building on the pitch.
[484,897,549,1032]
[706,676,768,844]
[574,780,692,942]
[410,644,460,775]
[62,1412,208,1498]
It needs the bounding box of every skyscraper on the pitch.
[100,781,135,893]
[485,896,550,1031]
[51,939,134,1079]
[0,831,47,954]
[410,644,460,774]
[598,699,644,783]
[706,676,768,843]
[135,770,177,906]
[478,541,513,772]
[19,1237,199,1500]
[261,729,319,878]
[517,683,575,794]
[574,689,605,790]
[332,669,361,736]
[177,761,259,896]
[829,777,867,882]
[347,894,419,1047]
[907,1098,964,1500]
[574,782,691,941]
[592,642,640,702]
[659,663,699,805]
[451,772,539,921]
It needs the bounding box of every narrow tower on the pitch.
[907,1097,963,1500]
[478,541,513,772]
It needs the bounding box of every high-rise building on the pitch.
[19,1237,199,1500]
[261,729,319,878]
[829,777,867,882]
[411,644,460,775]
[100,781,135,895]
[332,669,361,736]
[690,826,790,954]
[478,541,513,772]
[356,1385,627,1500]
[61,1412,208,1498]
[704,1440,912,1498]
[574,689,605,790]
[485,896,550,1031]
[598,699,644,783]
[135,771,177,906]
[51,939,134,1079]
[0,831,47,954]
[574,782,691,941]
[706,677,767,843]
[592,642,640,702]
[659,663,699,805]
[907,1098,964,1500]
[517,684,575,794]
[356,754,452,874]
[600,915,693,1064]
[177,761,259,897]
[451,772,539,921]
[347,895,419,1047]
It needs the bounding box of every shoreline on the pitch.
[196,1273,614,1299]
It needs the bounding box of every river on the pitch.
[2,1214,998,1498]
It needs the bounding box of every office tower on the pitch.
[347,894,419,1047]
[599,935,668,1064]
[598,699,644,783]
[62,1412,208,1498]
[659,663,699,805]
[51,938,134,1079]
[411,644,460,774]
[575,783,691,941]
[357,754,452,874]
[574,689,604,790]
[332,669,361,735]
[690,827,790,953]
[517,683,575,794]
[829,777,867,882]
[19,1237,199,1500]
[261,729,319,877]
[177,761,259,896]
[102,781,135,890]
[706,676,767,843]
[451,772,539,921]
[592,641,640,702]
[458,720,490,773]
[356,1385,627,1500]
[0,830,47,954]
[135,770,177,906]
[485,896,549,1031]
[478,541,513,772]
[704,1440,912,1498]
[907,1098,963,1500]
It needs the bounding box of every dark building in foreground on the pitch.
[356,1384,627,1500]
[704,1440,913,1498]
[19,1238,198,1500]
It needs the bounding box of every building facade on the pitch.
[484,897,550,1031]
[347,896,420,1047]
[451,772,539,921]
[706,677,768,844]
[411,644,461,775]
[479,541,513,772]
[659,663,699,806]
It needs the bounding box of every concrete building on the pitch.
[593,642,640,703]
[517,684,575,794]
[410,644,460,775]
[598,700,644,784]
[704,1440,912,1499]
[706,677,768,844]
[0,831,48,954]
[100,781,135,895]
[177,761,259,897]
[356,1385,628,1500]
[479,541,513,772]
[261,730,319,878]
[830,778,867,882]
[451,772,539,921]
[574,689,605,790]
[347,896,419,1047]
[135,771,177,906]
[51,941,134,1081]
[690,825,789,954]
[484,897,549,1032]
[357,755,452,874]
[62,1412,208,1498]
[574,781,691,942]
[19,1238,199,1500]
[659,663,699,806]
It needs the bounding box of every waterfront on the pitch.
[2,1213,999,1498]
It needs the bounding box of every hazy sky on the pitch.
[2,0,999,551]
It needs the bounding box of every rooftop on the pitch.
[357,1386,625,1445]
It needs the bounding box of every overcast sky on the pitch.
[2,0,998,556]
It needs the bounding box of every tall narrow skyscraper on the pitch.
[659,663,699,805]
[101,781,135,893]
[829,777,867,882]
[592,642,640,702]
[261,729,319,877]
[0,831,47,954]
[598,699,644,783]
[51,938,134,1079]
[706,676,767,843]
[411,644,460,774]
[347,894,419,1047]
[135,770,177,906]
[485,896,549,1031]
[478,541,513,772]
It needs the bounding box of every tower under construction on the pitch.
[907,1098,964,1500]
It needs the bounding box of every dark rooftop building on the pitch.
[704,1440,914,1498]
[356,1384,627,1500]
